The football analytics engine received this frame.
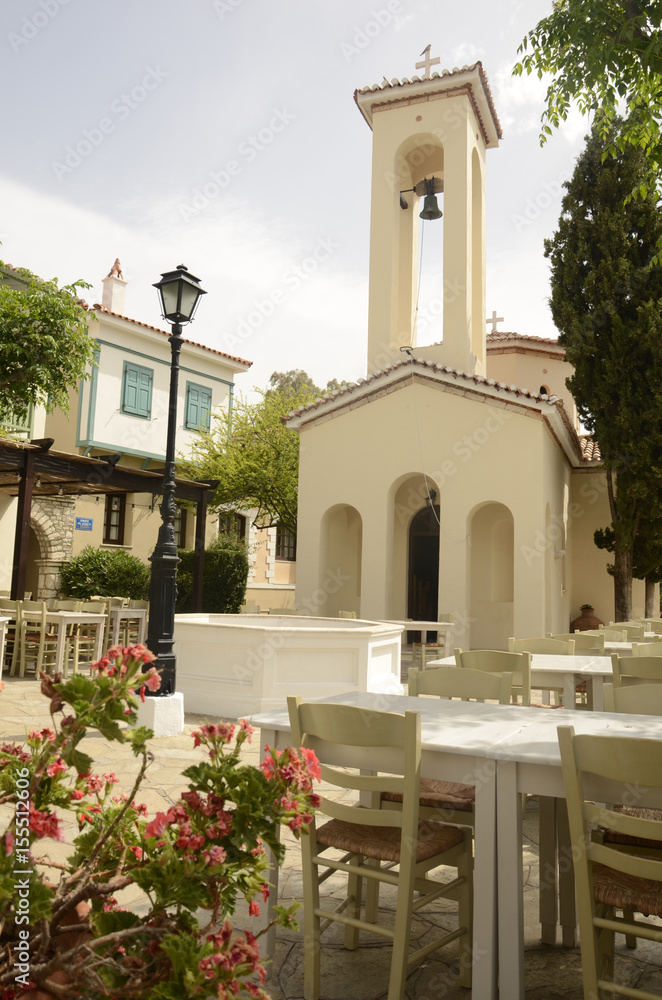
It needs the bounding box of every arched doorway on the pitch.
[407,504,440,620]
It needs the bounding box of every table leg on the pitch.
[93,621,105,664]
[557,800,577,947]
[497,759,525,1000]
[54,621,67,676]
[539,796,558,944]
[472,756,499,1000]
[590,676,603,712]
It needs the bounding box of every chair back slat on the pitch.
[611,653,662,687]
[603,681,662,715]
[409,666,513,704]
[454,647,531,705]
[510,636,575,655]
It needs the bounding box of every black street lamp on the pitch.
[147,265,206,694]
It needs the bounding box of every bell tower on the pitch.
[354,57,502,376]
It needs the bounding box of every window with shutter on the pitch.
[121,362,153,418]
[185,382,212,431]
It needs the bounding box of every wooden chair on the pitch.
[611,653,662,688]
[549,631,605,654]
[71,600,108,672]
[379,666,515,828]
[121,599,149,646]
[585,627,628,642]
[454,647,532,705]
[509,636,575,655]
[604,622,646,641]
[268,607,298,615]
[558,724,662,998]
[408,665,513,704]
[17,601,59,678]
[631,640,662,657]
[603,682,662,715]
[0,599,22,675]
[240,603,260,614]
[51,599,82,611]
[338,610,356,619]
[410,614,454,668]
[287,696,473,1000]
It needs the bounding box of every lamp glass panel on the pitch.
[178,282,201,321]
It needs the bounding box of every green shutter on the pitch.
[186,383,212,431]
[122,362,152,417]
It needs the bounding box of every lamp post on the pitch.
[147,264,206,695]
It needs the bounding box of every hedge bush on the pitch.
[175,534,248,613]
[59,546,151,600]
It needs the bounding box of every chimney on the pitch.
[101,258,127,314]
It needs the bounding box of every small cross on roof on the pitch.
[486,310,504,333]
[416,44,441,79]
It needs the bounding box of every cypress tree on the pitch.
[545,123,662,620]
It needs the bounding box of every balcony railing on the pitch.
[1,405,34,440]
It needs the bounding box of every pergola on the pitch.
[0,437,216,608]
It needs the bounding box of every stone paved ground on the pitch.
[2,674,662,998]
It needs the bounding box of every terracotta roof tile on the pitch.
[580,437,601,461]
[90,304,252,368]
[285,356,559,421]
[487,331,563,348]
[354,61,502,143]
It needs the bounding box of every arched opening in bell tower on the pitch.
[393,133,445,352]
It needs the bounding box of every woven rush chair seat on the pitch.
[592,863,662,918]
[382,777,475,812]
[316,817,465,862]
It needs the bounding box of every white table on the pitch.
[429,653,615,711]
[108,606,148,647]
[494,708,662,1000]
[382,619,453,656]
[254,692,535,1000]
[44,610,106,675]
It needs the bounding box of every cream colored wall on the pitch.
[70,494,217,565]
[365,96,487,376]
[486,349,579,430]
[295,380,563,648]
[567,471,647,625]
[0,496,16,589]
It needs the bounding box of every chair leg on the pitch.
[387,856,415,1000]
[302,837,321,1000]
[344,855,363,950]
[364,860,381,923]
[623,909,637,949]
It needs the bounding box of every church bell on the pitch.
[419,178,443,220]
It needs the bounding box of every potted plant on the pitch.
[570,603,604,631]
[0,645,320,1000]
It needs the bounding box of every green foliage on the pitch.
[545,122,662,616]
[515,2,662,201]
[60,545,151,600]
[175,533,249,613]
[0,259,96,421]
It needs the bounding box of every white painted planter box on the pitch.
[173,614,403,720]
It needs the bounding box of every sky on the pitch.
[0,0,588,401]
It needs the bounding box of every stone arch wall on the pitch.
[30,497,76,600]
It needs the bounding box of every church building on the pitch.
[286,56,642,650]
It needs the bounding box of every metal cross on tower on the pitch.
[416,44,441,79]
[486,310,504,333]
